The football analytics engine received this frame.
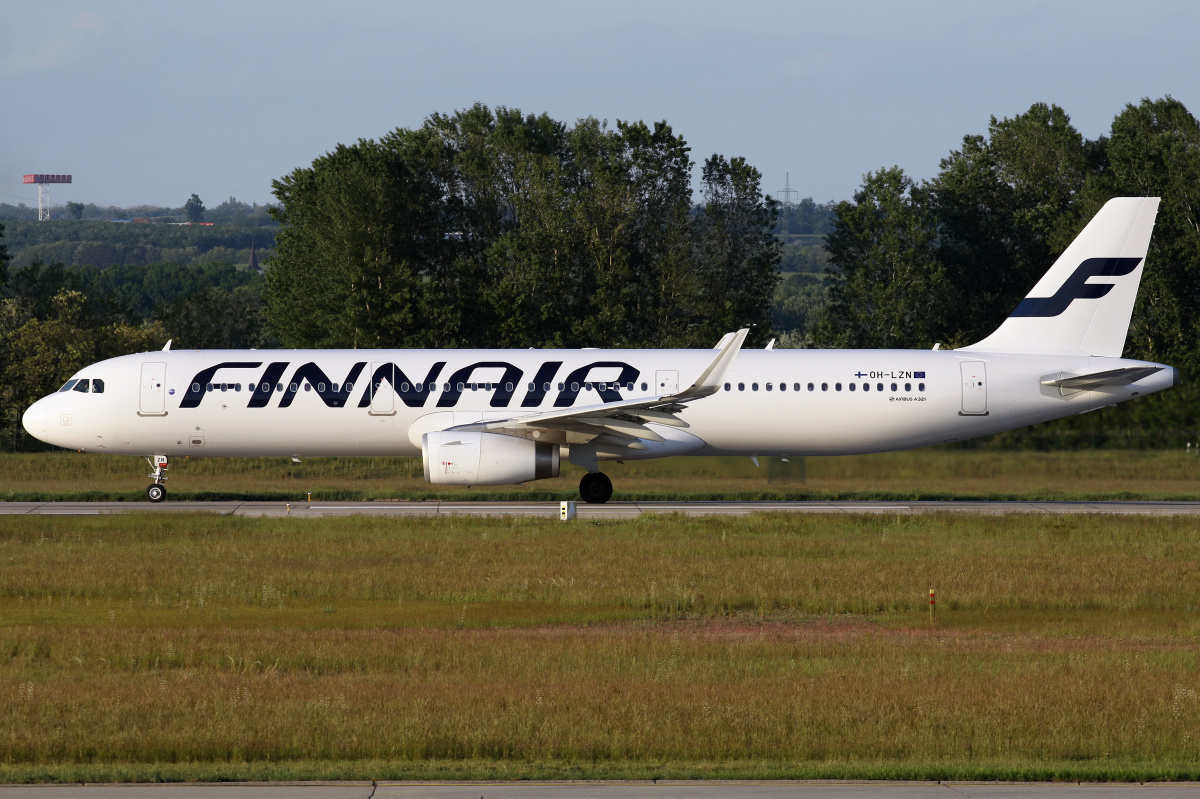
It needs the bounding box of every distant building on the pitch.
[248,240,263,274]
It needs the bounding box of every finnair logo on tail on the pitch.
[1010,257,1142,318]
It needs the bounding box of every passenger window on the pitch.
[808,383,814,391]
[821,383,827,391]
[302,384,309,392]
[571,382,580,392]
[544,382,552,392]
[290,383,299,392]
[849,383,856,392]
[558,383,565,391]
[584,383,592,391]
[905,383,911,392]
[528,382,536,391]
[877,383,883,392]
[752,383,759,391]
[836,383,842,391]
[724,382,730,391]
[779,382,786,392]
[236,383,242,392]
[795,383,801,391]
[276,384,284,392]
[332,383,340,392]
[73,380,90,393]
[506,382,514,392]
[891,383,897,391]
[738,383,745,391]
[919,382,926,392]
[766,382,773,391]
[862,383,869,391]
[400,382,411,392]
[641,382,648,391]
[59,380,78,393]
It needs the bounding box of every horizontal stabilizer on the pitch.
[1040,366,1163,390]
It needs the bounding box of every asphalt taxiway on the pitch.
[3,500,1200,517]
[1,782,1198,798]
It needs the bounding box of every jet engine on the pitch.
[422,430,560,486]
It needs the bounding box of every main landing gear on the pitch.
[146,455,169,502]
[579,472,613,504]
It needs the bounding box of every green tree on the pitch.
[266,135,456,348]
[928,103,1095,344]
[0,221,8,293]
[814,167,945,349]
[265,106,779,350]
[157,286,275,349]
[1099,97,1200,373]
[183,194,206,223]
[65,201,85,220]
[691,155,781,346]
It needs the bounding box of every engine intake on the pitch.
[422,431,560,486]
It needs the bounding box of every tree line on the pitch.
[265,104,781,350]
[3,219,275,271]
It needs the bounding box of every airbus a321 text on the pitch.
[23,197,1177,504]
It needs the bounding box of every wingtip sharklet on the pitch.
[680,328,749,397]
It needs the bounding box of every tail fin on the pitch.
[961,197,1160,356]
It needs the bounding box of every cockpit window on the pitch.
[58,379,79,393]
[72,380,90,393]
[92,379,105,394]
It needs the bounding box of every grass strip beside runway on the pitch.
[2,512,1200,781]
[5,449,1200,502]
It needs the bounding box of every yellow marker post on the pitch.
[929,588,935,624]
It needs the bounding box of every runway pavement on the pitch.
[1,782,1198,799]
[4,500,1200,518]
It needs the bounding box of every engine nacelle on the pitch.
[422,431,560,486]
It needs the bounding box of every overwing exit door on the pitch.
[655,370,679,395]
[369,362,395,415]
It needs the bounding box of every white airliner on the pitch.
[22,197,1176,504]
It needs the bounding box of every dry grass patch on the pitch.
[2,512,1200,779]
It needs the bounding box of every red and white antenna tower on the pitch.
[22,174,72,221]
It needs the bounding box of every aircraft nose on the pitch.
[22,399,50,441]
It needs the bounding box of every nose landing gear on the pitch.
[146,455,169,502]
[579,472,613,504]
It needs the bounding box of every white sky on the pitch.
[1,1,1196,209]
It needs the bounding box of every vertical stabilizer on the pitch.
[961,197,1160,356]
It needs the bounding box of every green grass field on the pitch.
[3,448,1200,501]
[3,511,1200,782]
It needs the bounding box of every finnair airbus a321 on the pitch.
[22,197,1177,504]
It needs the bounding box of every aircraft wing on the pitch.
[1040,366,1163,391]
[447,329,749,451]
